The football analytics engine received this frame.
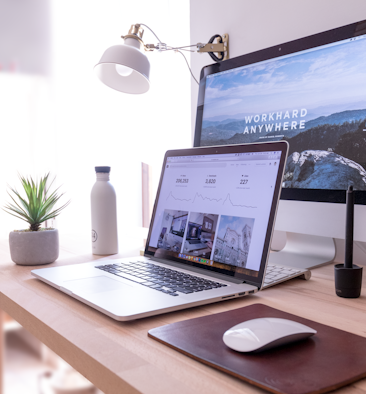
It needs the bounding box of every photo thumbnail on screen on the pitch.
[182,212,219,259]
[157,210,188,253]
[214,215,254,268]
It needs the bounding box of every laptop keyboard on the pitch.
[96,261,227,296]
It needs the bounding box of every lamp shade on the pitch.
[94,38,150,94]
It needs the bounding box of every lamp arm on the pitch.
[135,23,229,61]
[145,36,229,61]
[121,23,229,86]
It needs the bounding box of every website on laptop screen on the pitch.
[147,150,282,277]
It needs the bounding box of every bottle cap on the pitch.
[95,166,111,173]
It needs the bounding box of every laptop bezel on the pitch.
[144,141,288,288]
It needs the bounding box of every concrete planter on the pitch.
[9,229,59,266]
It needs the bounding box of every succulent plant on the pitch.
[3,173,70,231]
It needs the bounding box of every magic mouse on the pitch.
[223,317,317,353]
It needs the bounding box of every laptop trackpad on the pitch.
[64,276,132,295]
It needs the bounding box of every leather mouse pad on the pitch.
[148,304,366,394]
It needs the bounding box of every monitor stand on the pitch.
[268,232,336,269]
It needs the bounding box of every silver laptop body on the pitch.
[32,142,289,321]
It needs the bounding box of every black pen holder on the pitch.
[334,264,363,298]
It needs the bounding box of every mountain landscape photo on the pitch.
[199,33,366,189]
[200,109,366,147]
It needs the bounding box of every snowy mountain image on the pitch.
[199,34,366,189]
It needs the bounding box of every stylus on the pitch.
[345,185,354,269]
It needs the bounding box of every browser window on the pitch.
[148,150,282,275]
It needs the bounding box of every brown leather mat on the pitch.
[148,304,366,394]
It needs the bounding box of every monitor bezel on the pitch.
[193,19,366,205]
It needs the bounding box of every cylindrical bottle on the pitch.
[91,166,118,255]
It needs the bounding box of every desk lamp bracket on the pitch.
[123,24,229,63]
[197,34,229,61]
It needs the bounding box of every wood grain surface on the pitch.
[0,233,365,394]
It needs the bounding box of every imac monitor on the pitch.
[193,19,366,269]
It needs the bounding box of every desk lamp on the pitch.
[94,23,229,94]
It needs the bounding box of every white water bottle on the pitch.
[91,166,118,255]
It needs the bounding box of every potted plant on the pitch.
[3,173,70,266]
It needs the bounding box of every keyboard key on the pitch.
[179,289,194,294]
[272,274,288,280]
[281,270,295,275]
[160,290,177,295]
[149,284,163,289]
[114,273,145,283]
[141,282,155,286]
[164,288,177,293]
[173,287,194,294]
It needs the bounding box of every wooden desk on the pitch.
[0,235,366,394]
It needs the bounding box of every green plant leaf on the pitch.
[3,173,70,230]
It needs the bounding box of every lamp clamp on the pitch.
[197,34,229,61]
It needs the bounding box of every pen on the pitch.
[344,185,354,269]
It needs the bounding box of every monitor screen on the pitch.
[145,142,288,284]
[194,19,366,205]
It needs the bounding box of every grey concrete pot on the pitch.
[9,229,59,266]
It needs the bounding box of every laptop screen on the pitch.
[145,142,288,286]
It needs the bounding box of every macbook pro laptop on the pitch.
[32,141,308,321]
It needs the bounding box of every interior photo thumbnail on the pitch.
[157,210,188,253]
[182,212,219,258]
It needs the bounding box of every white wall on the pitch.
[190,0,366,136]
[0,0,191,240]
[51,0,191,239]
[189,0,366,263]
